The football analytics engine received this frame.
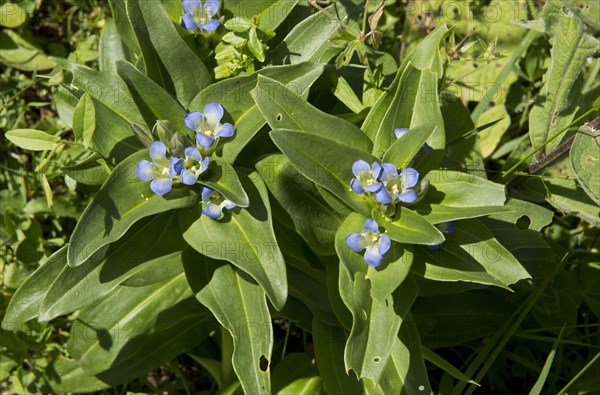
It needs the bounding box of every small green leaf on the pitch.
[382,123,437,169]
[0,30,54,71]
[225,17,253,32]
[248,27,265,62]
[200,160,250,207]
[372,209,444,246]
[570,123,600,204]
[5,129,60,151]
[72,94,96,148]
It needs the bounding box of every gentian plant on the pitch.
[2,0,599,393]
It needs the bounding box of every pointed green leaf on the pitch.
[5,129,60,151]
[67,150,198,267]
[197,265,273,395]
[181,171,287,310]
[382,123,437,169]
[570,123,600,204]
[251,76,372,152]
[372,208,445,246]
[270,129,374,217]
[199,159,249,207]
[99,18,130,74]
[72,93,96,148]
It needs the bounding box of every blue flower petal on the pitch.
[350,178,365,194]
[136,160,154,181]
[200,186,214,202]
[184,111,203,131]
[346,233,364,252]
[375,187,393,204]
[196,132,215,148]
[200,157,210,173]
[380,163,397,182]
[181,12,198,30]
[364,247,383,267]
[363,218,379,233]
[170,157,184,176]
[203,202,223,219]
[216,122,234,138]
[394,128,410,139]
[223,200,236,210]
[371,162,383,179]
[402,168,419,189]
[397,190,417,204]
[184,146,202,161]
[352,160,370,176]
[203,102,223,123]
[201,19,220,32]
[150,177,172,196]
[378,234,391,255]
[422,143,432,153]
[364,182,383,193]
[181,169,198,185]
[204,0,220,17]
[150,141,167,160]
[183,0,201,12]
[439,221,456,234]
[428,244,442,251]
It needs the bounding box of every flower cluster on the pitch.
[350,160,420,205]
[135,102,236,219]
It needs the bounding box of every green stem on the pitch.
[556,351,600,395]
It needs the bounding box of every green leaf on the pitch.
[199,159,249,207]
[475,104,511,158]
[189,63,323,163]
[312,319,363,395]
[67,273,214,385]
[116,60,187,131]
[570,123,600,204]
[40,213,186,321]
[269,3,349,65]
[61,153,109,186]
[272,353,319,394]
[1,247,66,327]
[0,3,26,28]
[248,27,265,62]
[5,129,60,151]
[382,123,437,169]
[529,0,600,156]
[422,347,479,386]
[55,59,145,125]
[334,76,364,114]
[561,0,600,31]
[372,208,444,246]
[270,129,374,217]
[251,75,372,152]
[99,18,130,74]
[196,265,273,395]
[0,30,54,71]
[67,150,198,267]
[72,93,96,148]
[414,219,531,289]
[126,0,211,107]
[181,171,287,310]
[256,154,343,255]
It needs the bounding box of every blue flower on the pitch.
[374,163,420,205]
[429,221,456,250]
[181,0,221,31]
[350,160,384,195]
[180,146,210,185]
[346,218,391,267]
[200,186,236,219]
[136,141,183,196]
[394,127,410,139]
[185,102,235,149]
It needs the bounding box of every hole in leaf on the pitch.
[259,355,269,372]
[276,113,283,122]
[516,215,531,230]
[373,357,381,363]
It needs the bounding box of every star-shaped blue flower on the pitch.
[346,218,391,267]
[185,102,235,149]
[350,160,384,195]
[375,163,420,205]
[181,0,221,32]
[180,146,210,185]
[200,186,236,219]
[136,141,183,196]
